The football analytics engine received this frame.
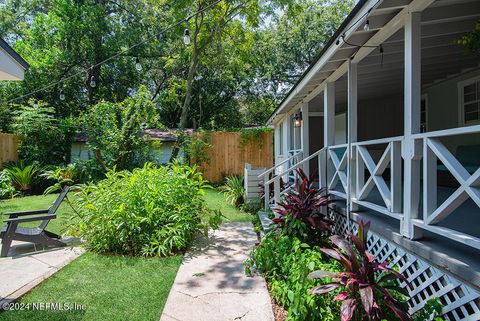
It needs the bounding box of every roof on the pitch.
[0,38,29,70]
[140,128,194,142]
[268,0,368,124]
[74,129,195,143]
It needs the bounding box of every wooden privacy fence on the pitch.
[193,131,273,182]
[0,133,19,165]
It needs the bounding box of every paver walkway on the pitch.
[160,222,274,321]
[0,239,83,306]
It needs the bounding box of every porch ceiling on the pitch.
[271,0,480,123]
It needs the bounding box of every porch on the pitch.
[259,0,480,312]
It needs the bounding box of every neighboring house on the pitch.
[0,38,28,80]
[260,0,480,319]
[71,129,193,164]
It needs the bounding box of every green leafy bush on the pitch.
[72,163,222,256]
[0,171,16,199]
[41,164,77,195]
[220,175,245,207]
[245,232,339,321]
[4,162,42,193]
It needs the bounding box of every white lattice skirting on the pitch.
[329,211,480,321]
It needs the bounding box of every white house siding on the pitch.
[71,142,92,162]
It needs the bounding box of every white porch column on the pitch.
[284,115,291,157]
[322,82,335,189]
[402,11,423,239]
[301,103,310,176]
[274,122,281,163]
[347,59,358,215]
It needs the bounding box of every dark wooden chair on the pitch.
[0,186,70,257]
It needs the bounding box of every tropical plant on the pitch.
[4,162,42,193]
[273,168,332,240]
[245,231,340,321]
[0,170,16,199]
[220,175,245,207]
[71,162,222,256]
[41,164,77,195]
[308,220,413,321]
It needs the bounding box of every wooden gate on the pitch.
[0,133,19,165]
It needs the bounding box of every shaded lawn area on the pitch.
[203,188,252,222]
[0,193,76,236]
[0,253,181,321]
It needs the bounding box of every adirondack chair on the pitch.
[0,186,70,257]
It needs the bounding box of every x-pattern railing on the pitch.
[353,137,402,217]
[327,144,348,198]
[424,137,480,225]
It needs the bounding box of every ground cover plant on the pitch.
[71,162,222,256]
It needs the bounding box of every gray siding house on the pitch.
[257,0,480,319]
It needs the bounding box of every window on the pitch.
[460,77,480,125]
[420,95,427,133]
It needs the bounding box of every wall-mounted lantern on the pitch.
[293,113,302,128]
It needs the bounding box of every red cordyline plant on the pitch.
[272,168,332,234]
[308,220,413,321]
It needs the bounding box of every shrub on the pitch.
[308,220,412,321]
[41,164,77,195]
[0,171,16,199]
[273,168,332,242]
[72,163,222,256]
[4,162,42,193]
[220,175,245,207]
[245,232,340,321]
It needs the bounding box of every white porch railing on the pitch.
[410,124,480,250]
[351,136,403,220]
[259,150,302,210]
[263,148,326,211]
[326,144,348,199]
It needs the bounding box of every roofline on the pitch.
[0,38,29,70]
[267,0,368,125]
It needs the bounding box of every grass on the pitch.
[203,188,252,222]
[0,253,181,321]
[0,188,245,321]
[0,193,76,235]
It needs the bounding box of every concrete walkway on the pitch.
[160,222,274,321]
[0,239,83,306]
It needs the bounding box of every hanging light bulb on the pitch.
[59,89,65,101]
[183,29,191,45]
[363,19,370,32]
[33,100,39,109]
[135,57,142,71]
[90,75,96,88]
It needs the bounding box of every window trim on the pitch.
[458,75,480,126]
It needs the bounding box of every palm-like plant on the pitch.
[308,220,413,321]
[220,175,245,207]
[41,164,76,195]
[4,162,42,193]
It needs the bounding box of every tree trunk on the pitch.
[169,48,200,161]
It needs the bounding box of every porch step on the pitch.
[257,211,273,232]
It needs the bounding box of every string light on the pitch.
[1,0,224,105]
[363,19,370,32]
[33,100,39,109]
[135,57,142,71]
[183,29,191,45]
[90,75,96,88]
[59,88,65,101]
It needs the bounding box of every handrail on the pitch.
[411,124,480,139]
[258,150,302,178]
[351,135,404,146]
[328,143,348,149]
[266,147,326,185]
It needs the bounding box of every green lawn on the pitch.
[203,188,252,222]
[0,189,246,321]
[0,253,181,321]
[0,194,76,236]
